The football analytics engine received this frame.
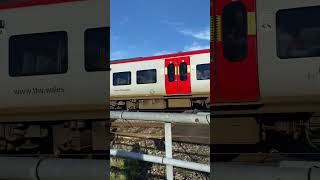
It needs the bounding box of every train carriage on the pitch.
[110,49,210,111]
[0,0,109,156]
[212,0,320,154]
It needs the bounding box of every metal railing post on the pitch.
[165,122,173,180]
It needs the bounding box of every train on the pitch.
[0,0,109,157]
[110,49,210,111]
[211,0,320,157]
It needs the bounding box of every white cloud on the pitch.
[179,27,210,41]
[111,50,128,60]
[183,42,209,51]
[153,50,173,56]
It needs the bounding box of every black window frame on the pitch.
[179,62,188,81]
[136,69,157,84]
[276,6,320,59]
[113,71,131,86]
[196,63,210,80]
[168,63,175,82]
[9,31,68,77]
[222,1,248,61]
[84,27,109,72]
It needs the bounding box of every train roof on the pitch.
[0,0,82,10]
[111,49,210,65]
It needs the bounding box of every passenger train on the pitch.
[212,0,320,156]
[110,49,210,111]
[0,0,109,156]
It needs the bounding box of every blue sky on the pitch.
[110,0,209,60]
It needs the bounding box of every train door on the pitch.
[165,57,191,95]
[256,0,320,99]
[213,0,260,104]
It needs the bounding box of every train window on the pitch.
[85,27,109,71]
[137,69,157,84]
[196,64,210,80]
[222,2,248,61]
[277,6,320,59]
[168,63,175,82]
[113,71,131,86]
[9,31,67,77]
[179,62,188,81]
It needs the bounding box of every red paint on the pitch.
[210,0,215,105]
[0,0,83,10]
[213,0,260,104]
[111,49,210,65]
[165,58,178,95]
[176,56,191,94]
[165,56,191,95]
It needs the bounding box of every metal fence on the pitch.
[110,111,210,180]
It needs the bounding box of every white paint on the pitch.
[110,51,210,98]
[0,0,109,117]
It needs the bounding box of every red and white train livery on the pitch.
[110,49,210,110]
[0,0,109,156]
[212,0,320,153]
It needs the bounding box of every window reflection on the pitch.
[113,72,131,86]
[277,6,320,59]
[137,69,157,84]
[196,64,210,80]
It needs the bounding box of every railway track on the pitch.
[111,119,210,180]
[111,120,210,145]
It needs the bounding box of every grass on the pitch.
[110,157,152,180]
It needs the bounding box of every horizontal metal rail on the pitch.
[110,149,210,173]
[111,111,210,179]
[212,163,320,180]
[0,157,108,180]
[110,111,210,124]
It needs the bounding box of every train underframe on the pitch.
[0,119,109,158]
[212,111,320,161]
[110,96,210,111]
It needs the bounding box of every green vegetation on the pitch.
[110,157,151,180]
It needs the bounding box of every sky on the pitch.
[110,0,209,60]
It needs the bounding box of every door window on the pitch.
[222,2,248,61]
[179,62,188,81]
[168,63,175,82]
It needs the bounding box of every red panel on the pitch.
[165,56,192,95]
[177,56,191,94]
[210,0,215,104]
[0,0,83,10]
[210,57,216,104]
[165,58,178,95]
[214,0,260,104]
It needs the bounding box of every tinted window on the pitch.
[168,63,175,82]
[113,72,131,86]
[277,6,320,59]
[196,64,210,80]
[179,62,188,81]
[85,27,109,71]
[137,69,157,84]
[222,2,248,61]
[9,31,67,77]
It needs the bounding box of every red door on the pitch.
[214,0,259,104]
[165,56,191,95]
